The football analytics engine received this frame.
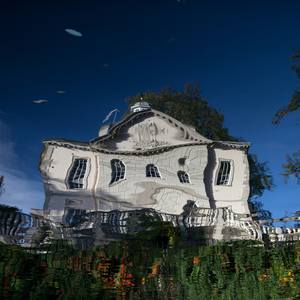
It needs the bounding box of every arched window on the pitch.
[110,159,125,184]
[177,171,190,183]
[146,164,161,178]
[216,160,232,185]
[67,158,88,189]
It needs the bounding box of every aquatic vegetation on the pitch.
[0,239,299,299]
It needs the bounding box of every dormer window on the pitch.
[67,158,88,189]
[177,171,190,183]
[216,160,233,185]
[110,159,126,184]
[146,164,161,178]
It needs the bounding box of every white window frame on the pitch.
[177,170,191,183]
[215,159,234,186]
[66,157,90,189]
[146,164,161,178]
[110,159,126,185]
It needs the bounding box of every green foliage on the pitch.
[135,214,181,247]
[273,51,300,182]
[0,204,19,213]
[273,52,300,124]
[1,240,299,300]
[127,83,232,140]
[272,90,300,124]
[0,175,4,197]
[248,154,273,199]
[282,150,300,183]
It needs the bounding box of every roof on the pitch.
[90,108,212,144]
[43,107,250,154]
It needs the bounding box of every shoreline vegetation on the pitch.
[0,234,299,299]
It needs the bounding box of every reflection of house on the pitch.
[39,101,251,219]
[0,206,35,245]
[2,205,300,249]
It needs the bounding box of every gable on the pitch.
[91,110,211,152]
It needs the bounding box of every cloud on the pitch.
[0,119,44,212]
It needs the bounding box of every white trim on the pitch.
[92,155,99,210]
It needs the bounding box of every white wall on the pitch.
[40,143,250,215]
[95,146,210,214]
[211,148,250,215]
[40,144,97,194]
[41,144,210,215]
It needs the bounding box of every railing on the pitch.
[0,206,299,246]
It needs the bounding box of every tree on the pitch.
[126,83,273,211]
[0,175,4,197]
[282,150,300,182]
[273,51,300,182]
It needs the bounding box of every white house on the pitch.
[38,101,251,220]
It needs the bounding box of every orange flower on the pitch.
[258,274,268,281]
[150,262,160,277]
[114,258,135,288]
[193,256,201,265]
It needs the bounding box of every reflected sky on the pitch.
[0,1,299,217]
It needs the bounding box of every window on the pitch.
[216,160,232,185]
[177,171,190,183]
[67,158,88,189]
[146,164,161,178]
[110,159,125,184]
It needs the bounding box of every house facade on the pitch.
[39,102,251,219]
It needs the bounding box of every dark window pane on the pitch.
[146,164,160,178]
[110,159,125,184]
[216,161,231,185]
[67,159,88,189]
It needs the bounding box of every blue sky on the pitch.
[0,0,299,217]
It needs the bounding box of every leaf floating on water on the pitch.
[33,99,48,104]
[65,28,83,37]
